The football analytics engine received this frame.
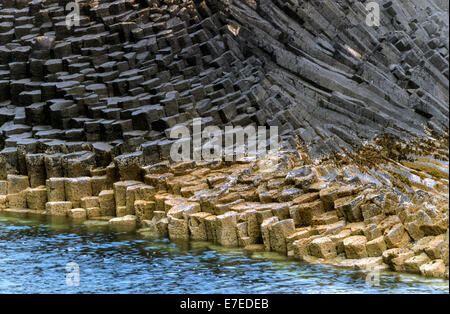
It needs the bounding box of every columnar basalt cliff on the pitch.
[0,0,448,280]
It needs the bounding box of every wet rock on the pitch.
[86,207,102,219]
[188,212,212,241]
[329,229,351,254]
[0,181,7,195]
[126,184,142,215]
[343,235,368,259]
[404,253,431,274]
[261,216,279,252]
[309,236,337,259]
[68,208,87,220]
[292,235,322,261]
[420,259,446,278]
[269,219,295,254]
[389,249,416,272]
[204,215,218,243]
[45,201,72,216]
[26,186,47,211]
[81,196,99,209]
[168,216,189,241]
[99,190,116,216]
[0,0,447,281]
[109,215,137,231]
[338,257,386,271]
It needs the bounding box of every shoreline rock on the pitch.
[1,149,448,281]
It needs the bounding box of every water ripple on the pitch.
[0,213,448,294]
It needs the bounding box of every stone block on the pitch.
[7,174,29,194]
[384,223,410,249]
[134,200,155,223]
[213,211,239,247]
[269,219,295,254]
[343,235,368,259]
[69,208,87,220]
[0,181,8,195]
[334,195,364,222]
[366,236,387,257]
[99,190,116,216]
[126,184,142,215]
[168,216,189,241]
[26,186,47,211]
[109,215,137,231]
[116,206,127,217]
[0,195,6,210]
[86,207,102,219]
[6,191,27,209]
[91,176,109,196]
[65,177,92,208]
[114,152,143,181]
[25,154,46,187]
[296,200,324,226]
[81,196,99,209]
[46,177,66,201]
[261,216,279,252]
[404,253,431,274]
[113,180,141,208]
[420,260,446,278]
[309,236,337,259]
[45,201,72,216]
[204,215,218,243]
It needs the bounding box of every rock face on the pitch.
[0,0,448,170]
[0,0,448,281]
[2,152,449,279]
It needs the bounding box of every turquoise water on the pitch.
[0,213,448,294]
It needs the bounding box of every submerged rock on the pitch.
[109,215,137,231]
